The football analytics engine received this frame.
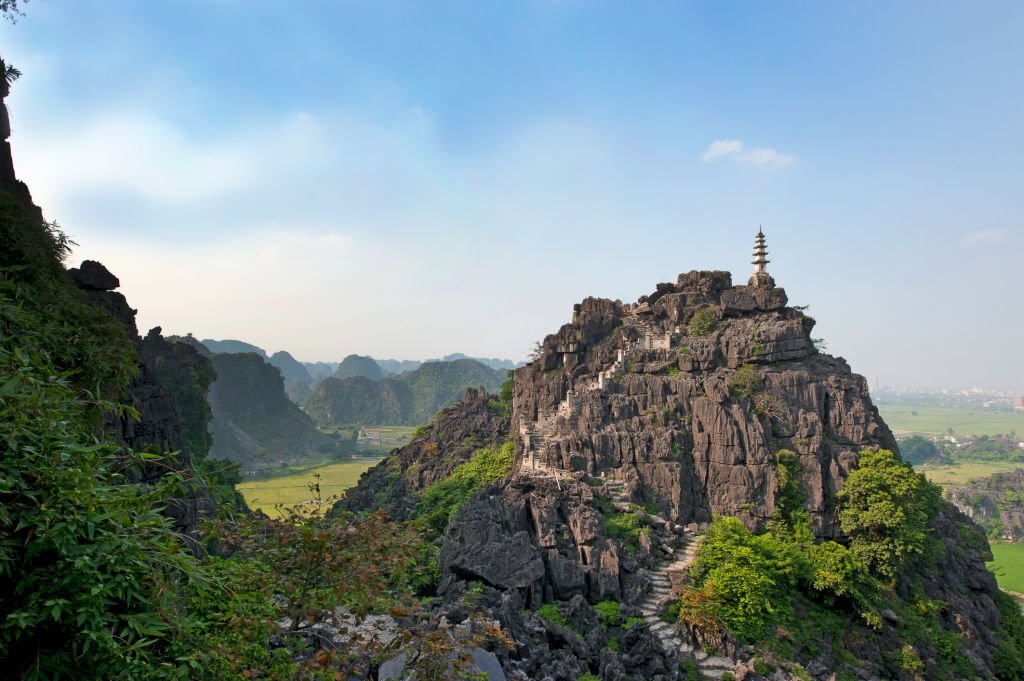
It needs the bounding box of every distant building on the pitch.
[1014,394,1024,412]
[358,428,383,445]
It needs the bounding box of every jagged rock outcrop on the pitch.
[65,261,216,536]
[440,474,642,604]
[337,387,509,519]
[307,359,507,427]
[437,269,1012,680]
[141,328,217,460]
[512,271,894,538]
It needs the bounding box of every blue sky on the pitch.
[2,1,1021,389]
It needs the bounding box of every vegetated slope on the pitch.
[434,270,1024,681]
[207,352,346,472]
[306,358,507,426]
[332,353,385,380]
[337,386,510,521]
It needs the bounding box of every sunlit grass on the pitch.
[989,542,1024,597]
[238,458,383,516]
[916,460,1024,487]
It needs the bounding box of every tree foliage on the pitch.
[687,306,718,337]
[838,449,942,581]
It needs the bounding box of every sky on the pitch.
[1,1,1022,390]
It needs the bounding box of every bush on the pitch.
[688,306,719,336]
[604,512,647,551]
[728,363,762,398]
[594,600,622,627]
[537,603,569,628]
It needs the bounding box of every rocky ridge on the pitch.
[435,269,1010,680]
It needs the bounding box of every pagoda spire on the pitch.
[748,226,776,288]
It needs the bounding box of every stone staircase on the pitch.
[604,479,737,680]
[519,315,664,472]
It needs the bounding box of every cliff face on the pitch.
[511,270,893,538]
[306,358,507,427]
[338,387,509,520]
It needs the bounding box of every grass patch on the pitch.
[916,460,1023,487]
[237,459,383,516]
[989,542,1024,595]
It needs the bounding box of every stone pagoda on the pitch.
[748,226,775,288]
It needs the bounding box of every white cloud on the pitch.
[961,228,1009,246]
[700,138,796,168]
[737,146,796,168]
[700,139,744,162]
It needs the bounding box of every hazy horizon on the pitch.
[2,2,1021,391]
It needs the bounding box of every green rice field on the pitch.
[988,542,1024,597]
[917,460,1024,487]
[877,403,1024,437]
[238,458,383,516]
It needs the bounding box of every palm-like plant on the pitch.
[4,63,21,85]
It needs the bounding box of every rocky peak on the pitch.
[513,268,893,539]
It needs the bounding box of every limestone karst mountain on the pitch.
[206,352,349,472]
[332,353,386,381]
[340,253,1020,680]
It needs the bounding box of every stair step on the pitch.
[699,656,736,671]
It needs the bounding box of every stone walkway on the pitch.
[604,480,737,680]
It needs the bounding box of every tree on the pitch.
[899,435,941,465]
[1,1,28,21]
[838,449,942,582]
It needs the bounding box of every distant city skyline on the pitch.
[1,2,1021,390]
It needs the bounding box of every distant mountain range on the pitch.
[173,336,518,426]
[305,358,508,426]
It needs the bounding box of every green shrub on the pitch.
[413,442,515,533]
[594,600,622,627]
[624,616,645,630]
[728,363,762,398]
[688,306,719,336]
[604,512,647,551]
[537,603,569,628]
